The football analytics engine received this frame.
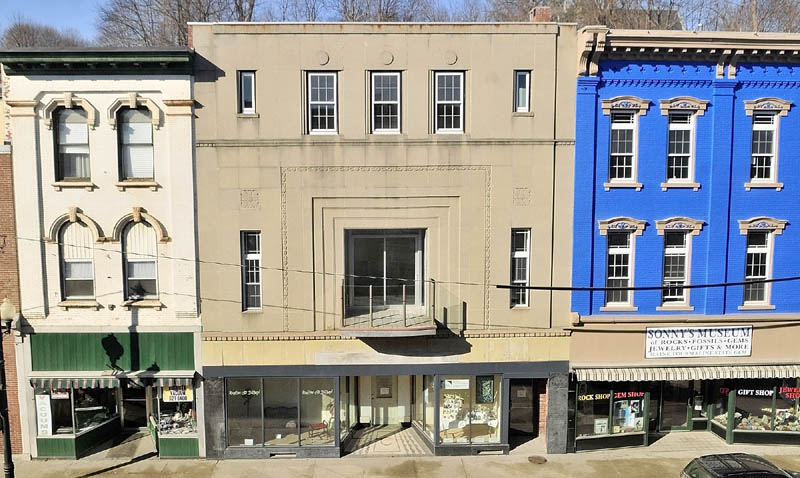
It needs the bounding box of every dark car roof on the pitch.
[694,454,791,477]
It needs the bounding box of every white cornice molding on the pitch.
[738,216,788,235]
[655,217,704,236]
[601,96,650,115]
[42,93,97,130]
[598,217,647,236]
[111,207,170,243]
[659,97,709,116]
[46,207,106,243]
[107,93,162,130]
[744,97,792,117]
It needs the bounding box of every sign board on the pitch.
[163,385,193,403]
[35,394,52,437]
[645,326,752,358]
[50,389,69,400]
[442,379,470,390]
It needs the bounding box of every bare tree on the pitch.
[1,16,89,48]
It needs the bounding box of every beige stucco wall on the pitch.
[192,23,577,336]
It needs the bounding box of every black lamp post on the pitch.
[0,298,15,478]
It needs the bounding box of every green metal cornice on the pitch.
[0,48,193,76]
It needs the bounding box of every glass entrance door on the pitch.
[660,381,692,431]
[122,385,148,428]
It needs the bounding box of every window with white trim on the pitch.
[750,112,777,182]
[609,112,636,182]
[605,231,632,305]
[55,108,90,181]
[434,71,464,133]
[514,70,530,113]
[510,229,531,307]
[238,71,256,114]
[241,231,262,310]
[744,230,770,304]
[119,108,154,180]
[60,222,95,300]
[123,222,158,300]
[661,231,688,304]
[308,72,337,133]
[666,111,693,183]
[371,72,400,133]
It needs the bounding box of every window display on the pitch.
[158,385,196,436]
[74,388,116,433]
[440,376,471,443]
[612,397,644,434]
[775,379,800,432]
[733,381,775,431]
[438,376,502,445]
[470,376,501,443]
[263,378,299,445]
[226,378,264,446]
[300,377,335,445]
[35,388,74,436]
[577,383,612,437]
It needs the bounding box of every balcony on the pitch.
[340,279,437,337]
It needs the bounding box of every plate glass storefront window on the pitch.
[711,381,730,429]
[300,378,335,445]
[339,376,348,440]
[577,383,612,437]
[263,378,298,445]
[158,385,197,436]
[34,388,74,436]
[226,378,264,446]
[439,375,502,444]
[348,377,357,432]
[423,375,435,439]
[413,375,424,430]
[776,379,800,432]
[733,380,775,432]
[471,375,501,443]
[74,388,116,433]
[577,383,645,438]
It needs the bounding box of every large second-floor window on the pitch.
[371,72,400,133]
[435,71,464,133]
[55,108,90,181]
[606,231,632,306]
[751,112,776,182]
[744,231,770,304]
[666,112,693,182]
[60,222,94,300]
[119,108,154,180]
[123,221,158,300]
[241,231,262,310]
[510,229,530,307]
[661,231,688,304]
[308,72,337,133]
[609,111,636,182]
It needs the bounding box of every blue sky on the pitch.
[1,0,101,41]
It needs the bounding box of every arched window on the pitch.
[119,108,154,180]
[123,221,158,300]
[55,108,90,181]
[60,221,95,299]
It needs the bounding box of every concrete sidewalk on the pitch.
[13,432,800,477]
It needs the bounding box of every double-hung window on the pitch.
[744,231,770,304]
[609,112,636,182]
[119,108,154,180]
[750,113,777,183]
[241,231,262,310]
[55,108,90,181]
[514,70,530,113]
[371,72,400,133]
[661,231,688,304]
[434,71,464,133]
[666,112,693,183]
[238,71,256,114]
[60,222,95,300]
[605,232,632,306]
[123,222,158,300]
[510,229,531,307]
[308,72,337,133]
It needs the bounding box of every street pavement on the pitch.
[12,431,800,477]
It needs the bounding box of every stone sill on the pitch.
[58,300,101,311]
[237,113,259,119]
[656,304,695,311]
[115,180,159,191]
[745,181,783,191]
[603,181,642,191]
[121,299,163,311]
[661,181,700,191]
[738,303,776,311]
[599,305,638,312]
[52,181,94,191]
[511,111,535,117]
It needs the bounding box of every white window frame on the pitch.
[665,111,695,185]
[434,71,464,134]
[55,108,90,181]
[605,231,634,307]
[59,224,95,300]
[750,112,777,183]
[238,70,256,115]
[608,111,637,184]
[241,231,262,310]
[660,231,690,305]
[307,72,338,134]
[119,108,154,181]
[510,228,531,307]
[371,71,401,134]
[743,231,772,306]
[514,70,530,113]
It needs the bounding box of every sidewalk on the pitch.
[12,432,800,477]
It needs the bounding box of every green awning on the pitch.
[30,377,119,389]
[125,376,195,388]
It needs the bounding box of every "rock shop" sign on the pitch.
[645,326,753,358]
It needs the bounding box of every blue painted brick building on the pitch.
[568,29,800,451]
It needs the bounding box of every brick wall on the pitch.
[538,380,548,437]
[0,149,23,454]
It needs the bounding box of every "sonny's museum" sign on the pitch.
[645,326,753,359]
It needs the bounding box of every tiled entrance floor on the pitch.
[344,425,432,456]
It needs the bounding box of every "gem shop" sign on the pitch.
[645,326,752,359]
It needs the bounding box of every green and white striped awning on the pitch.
[574,365,800,382]
[125,377,194,388]
[30,377,119,389]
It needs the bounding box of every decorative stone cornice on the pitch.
[598,217,647,236]
[738,216,788,235]
[655,217,704,236]
[43,93,97,130]
[163,99,195,116]
[659,97,709,116]
[744,97,792,117]
[46,207,105,243]
[111,207,170,243]
[107,93,162,130]
[601,96,650,115]
[0,48,193,76]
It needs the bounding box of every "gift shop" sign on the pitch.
[645,326,752,358]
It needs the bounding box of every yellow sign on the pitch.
[163,385,193,402]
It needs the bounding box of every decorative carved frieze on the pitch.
[655,217,704,236]
[600,96,650,115]
[659,97,709,116]
[743,97,792,117]
[598,217,647,236]
[738,216,788,235]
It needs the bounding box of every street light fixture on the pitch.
[0,298,15,478]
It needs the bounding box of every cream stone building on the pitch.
[192,22,576,457]
[0,49,203,458]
